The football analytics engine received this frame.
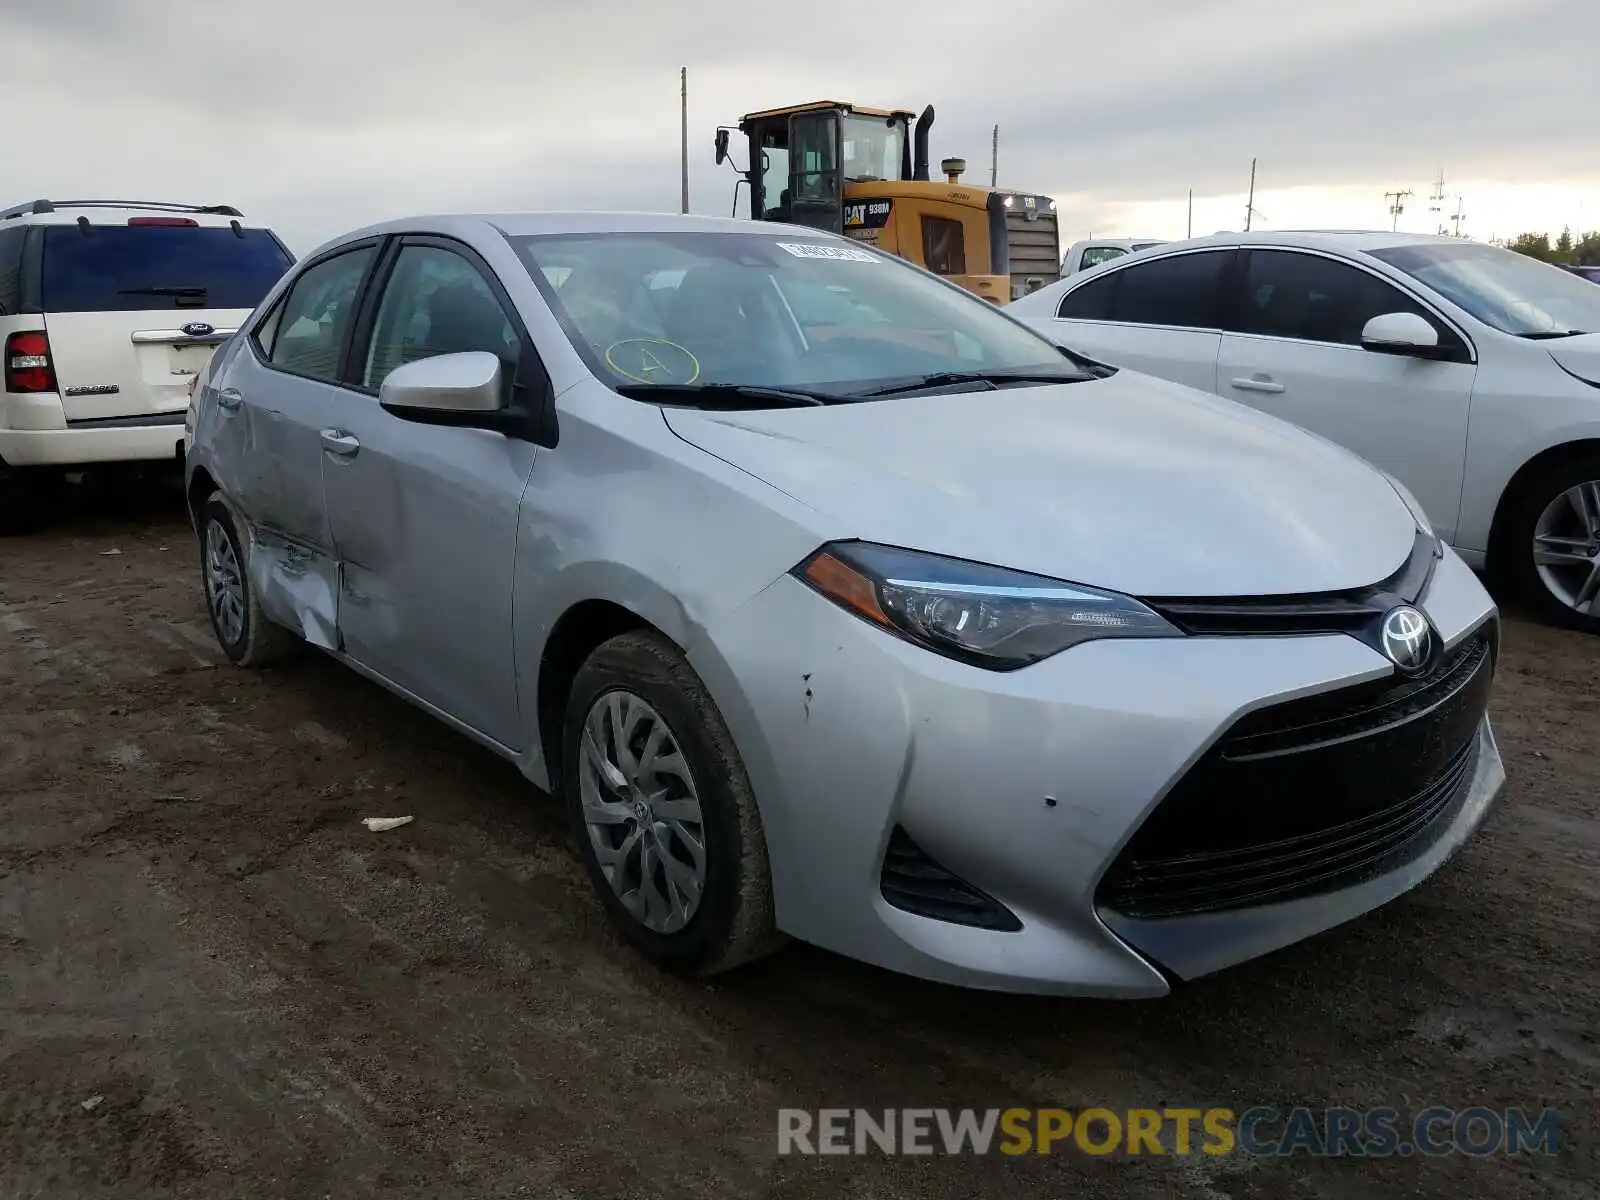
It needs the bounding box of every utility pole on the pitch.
[1384,188,1413,232]
[1187,189,1193,238]
[1450,195,1467,238]
[1244,158,1256,231]
[680,67,689,215]
[1428,170,1446,234]
[990,125,998,187]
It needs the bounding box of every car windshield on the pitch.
[509,230,1082,398]
[1367,241,1600,337]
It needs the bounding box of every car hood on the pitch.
[1545,334,1600,386]
[662,372,1418,598]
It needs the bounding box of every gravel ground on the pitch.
[1,488,1596,1199]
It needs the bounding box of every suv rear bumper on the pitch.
[0,422,185,467]
[2,392,186,466]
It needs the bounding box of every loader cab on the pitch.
[718,102,918,236]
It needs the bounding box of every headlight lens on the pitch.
[794,542,1182,670]
[1382,473,1433,535]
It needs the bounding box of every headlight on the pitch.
[793,542,1182,670]
[1382,472,1433,535]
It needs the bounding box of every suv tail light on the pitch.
[4,331,56,394]
[128,216,199,227]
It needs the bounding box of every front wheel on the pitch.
[560,630,781,976]
[1509,455,1600,634]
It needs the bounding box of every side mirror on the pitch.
[379,351,505,419]
[714,129,730,166]
[1360,312,1441,356]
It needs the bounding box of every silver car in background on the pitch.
[184,212,1504,997]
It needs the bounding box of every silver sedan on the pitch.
[184,212,1505,996]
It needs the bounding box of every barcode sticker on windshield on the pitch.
[775,242,879,263]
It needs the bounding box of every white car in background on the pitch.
[1010,231,1600,634]
[1060,237,1167,276]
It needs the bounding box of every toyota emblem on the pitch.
[1380,605,1433,672]
[181,322,215,337]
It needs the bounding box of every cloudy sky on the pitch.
[5,0,1595,254]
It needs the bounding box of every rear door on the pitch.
[39,219,293,423]
[1041,248,1237,393]
[203,242,378,648]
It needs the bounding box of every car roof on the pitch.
[1128,229,1464,256]
[1,199,254,228]
[307,210,854,257]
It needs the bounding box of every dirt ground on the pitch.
[1,486,1596,1200]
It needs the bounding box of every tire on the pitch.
[561,630,781,976]
[1507,453,1600,635]
[0,462,56,536]
[197,492,300,666]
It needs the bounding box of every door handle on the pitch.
[1230,376,1285,394]
[217,387,243,412]
[320,428,360,457]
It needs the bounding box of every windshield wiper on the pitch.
[1518,329,1588,340]
[613,382,837,408]
[853,369,1091,398]
[117,286,208,298]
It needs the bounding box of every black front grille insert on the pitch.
[880,826,1022,931]
[1098,623,1494,920]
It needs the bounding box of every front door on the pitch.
[320,236,536,749]
[786,111,844,235]
[1215,248,1478,543]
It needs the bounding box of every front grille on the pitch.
[880,826,1022,931]
[1097,623,1494,920]
[1143,530,1442,637]
[1005,209,1060,298]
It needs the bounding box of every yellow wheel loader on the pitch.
[715,100,1060,305]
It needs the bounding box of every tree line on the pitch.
[1497,227,1600,265]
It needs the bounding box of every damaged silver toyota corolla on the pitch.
[184,211,1505,996]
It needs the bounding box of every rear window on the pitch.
[40,225,293,313]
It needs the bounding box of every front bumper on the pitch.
[688,547,1504,997]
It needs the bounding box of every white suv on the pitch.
[0,198,294,532]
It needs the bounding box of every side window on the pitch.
[1080,246,1125,271]
[251,293,286,357]
[922,216,967,276]
[1056,270,1120,319]
[267,247,374,382]
[1109,250,1231,328]
[0,227,26,315]
[1236,249,1441,347]
[362,244,520,391]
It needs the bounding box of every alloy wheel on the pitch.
[578,689,707,935]
[204,519,246,646]
[1532,479,1600,617]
